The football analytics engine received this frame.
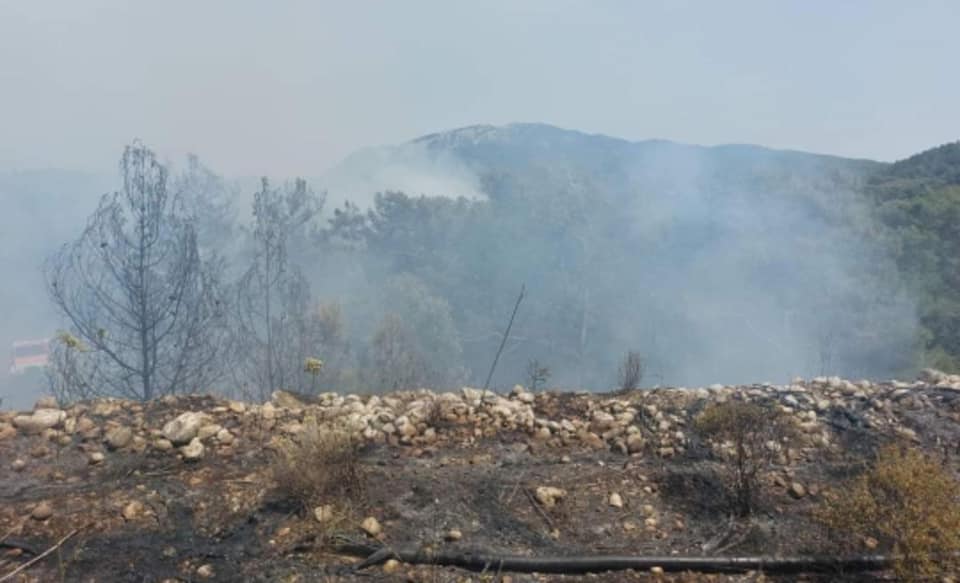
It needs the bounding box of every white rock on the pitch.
[534,486,567,508]
[180,437,205,461]
[361,516,382,537]
[162,412,209,445]
[608,492,624,508]
[13,409,66,434]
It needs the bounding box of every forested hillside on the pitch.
[3,127,960,405]
[864,141,960,371]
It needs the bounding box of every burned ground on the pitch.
[2,375,960,582]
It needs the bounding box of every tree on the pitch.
[232,177,325,399]
[45,142,227,401]
[694,399,796,516]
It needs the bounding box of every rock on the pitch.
[650,566,664,575]
[0,422,15,441]
[382,559,401,574]
[31,501,53,521]
[13,409,66,434]
[608,492,624,508]
[105,426,134,450]
[215,428,235,445]
[361,516,382,537]
[180,437,205,461]
[445,528,463,541]
[789,482,806,499]
[196,564,215,579]
[272,390,308,409]
[534,486,567,508]
[34,396,59,410]
[88,451,105,465]
[919,368,947,384]
[122,500,144,520]
[227,400,246,414]
[533,426,552,441]
[162,412,209,445]
[626,433,645,454]
[197,424,222,441]
[314,505,335,523]
[641,504,656,517]
[11,459,26,472]
[154,438,173,452]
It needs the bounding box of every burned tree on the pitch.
[232,178,325,399]
[45,142,227,401]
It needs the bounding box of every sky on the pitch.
[1,0,958,177]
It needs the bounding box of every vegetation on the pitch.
[617,351,643,392]
[694,400,795,516]
[864,142,960,372]
[34,132,960,402]
[45,142,228,401]
[820,444,960,582]
[270,417,366,514]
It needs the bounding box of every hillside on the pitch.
[2,373,959,581]
[4,126,960,405]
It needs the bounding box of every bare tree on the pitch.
[526,359,551,392]
[365,313,426,393]
[45,142,227,401]
[232,177,325,399]
[618,350,644,391]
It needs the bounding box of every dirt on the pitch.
[1,385,956,582]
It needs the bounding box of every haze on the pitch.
[2,0,959,177]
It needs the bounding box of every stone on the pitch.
[382,559,401,574]
[88,451,105,465]
[608,492,624,508]
[31,501,54,521]
[154,438,174,452]
[105,426,134,450]
[361,516,382,537]
[0,423,15,441]
[11,459,26,472]
[215,428,235,445]
[534,486,566,508]
[162,412,209,445]
[180,437,205,461]
[34,396,59,410]
[445,528,463,542]
[227,401,246,414]
[314,505,335,523]
[626,433,645,454]
[122,500,145,520]
[13,409,66,434]
[789,482,806,499]
[196,564,215,579]
[197,424,222,441]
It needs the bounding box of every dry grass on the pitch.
[819,444,960,582]
[270,418,366,514]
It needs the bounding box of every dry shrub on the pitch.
[617,351,644,392]
[271,418,366,513]
[694,399,795,517]
[819,444,960,582]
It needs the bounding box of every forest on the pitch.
[4,125,960,403]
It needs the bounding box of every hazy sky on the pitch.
[1,0,957,176]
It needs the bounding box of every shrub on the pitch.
[271,418,366,514]
[694,399,794,516]
[819,444,960,582]
[617,351,644,392]
[526,359,551,392]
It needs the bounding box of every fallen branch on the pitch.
[0,527,80,582]
[334,540,893,575]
